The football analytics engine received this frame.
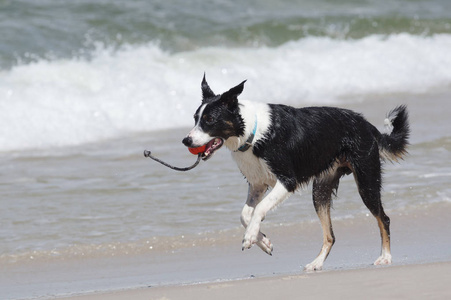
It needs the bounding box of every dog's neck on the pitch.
[224,100,271,152]
[236,116,257,152]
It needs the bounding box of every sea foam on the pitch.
[1,34,450,152]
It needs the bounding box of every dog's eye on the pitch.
[203,115,214,125]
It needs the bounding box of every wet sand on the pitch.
[67,261,451,300]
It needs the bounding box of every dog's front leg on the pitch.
[240,184,274,255]
[242,180,291,251]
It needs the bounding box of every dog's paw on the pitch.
[374,253,392,266]
[242,234,258,251]
[304,263,323,272]
[256,234,273,255]
[242,222,261,251]
[304,259,323,272]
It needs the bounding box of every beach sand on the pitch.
[67,261,451,300]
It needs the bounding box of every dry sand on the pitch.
[67,261,451,300]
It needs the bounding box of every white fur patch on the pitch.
[232,149,276,187]
[187,127,213,146]
[384,117,394,134]
[228,100,276,187]
[187,104,213,146]
[224,100,271,152]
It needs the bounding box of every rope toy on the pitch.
[143,146,205,171]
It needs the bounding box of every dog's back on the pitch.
[252,105,409,192]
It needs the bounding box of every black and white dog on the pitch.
[182,75,409,271]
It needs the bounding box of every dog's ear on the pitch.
[219,80,246,107]
[201,73,216,102]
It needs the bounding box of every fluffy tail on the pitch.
[378,105,410,162]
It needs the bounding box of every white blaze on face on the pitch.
[186,104,214,146]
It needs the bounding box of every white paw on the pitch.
[242,233,258,250]
[374,253,392,265]
[242,222,260,250]
[304,262,323,272]
[256,234,273,255]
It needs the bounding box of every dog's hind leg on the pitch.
[240,184,273,255]
[352,155,392,266]
[305,170,342,271]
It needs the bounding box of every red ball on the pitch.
[188,145,206,155]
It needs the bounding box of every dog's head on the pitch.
[182,74,246,160]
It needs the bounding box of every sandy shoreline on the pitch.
[66,261,451,300]
[2,202,451,299]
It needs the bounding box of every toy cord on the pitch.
[143,150,201,171]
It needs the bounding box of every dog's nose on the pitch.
[182,136,193,147]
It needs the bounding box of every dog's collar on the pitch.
[237,117,257,152]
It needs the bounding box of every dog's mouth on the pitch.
[201,138,224,161]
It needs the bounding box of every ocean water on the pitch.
[1,0,451,266]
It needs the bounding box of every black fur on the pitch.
[252,105,409,193]
[201,73,216,101]
[378,105,410,159]
[195,81,247,141]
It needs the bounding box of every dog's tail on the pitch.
[377,105,410,162]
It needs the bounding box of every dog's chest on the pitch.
[231,150,276,187]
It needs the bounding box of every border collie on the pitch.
[182,75,410,271]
